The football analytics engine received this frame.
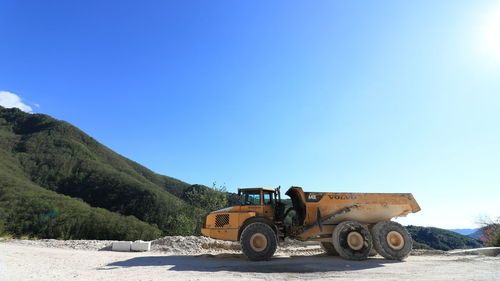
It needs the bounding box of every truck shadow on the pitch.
[103,254,402,273]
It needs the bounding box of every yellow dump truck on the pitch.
[201,186,420,261]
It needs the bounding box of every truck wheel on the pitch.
[332,220,373,260]
[240,222,277,261]
[371,221,412,260]
[320,242,339,256]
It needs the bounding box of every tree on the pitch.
[181,184,228,212]
[478,216,500,247]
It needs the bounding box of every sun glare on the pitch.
[481,11,500,58]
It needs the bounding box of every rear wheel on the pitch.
[320,242,339,256]
[371,221,412,260]
[332,220,373,260]
[240,222,277,261]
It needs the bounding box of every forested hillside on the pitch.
[407,225,483,250]
[0,106,227,239]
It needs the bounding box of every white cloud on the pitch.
[0,91,33,112]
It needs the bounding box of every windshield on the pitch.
[240,191,261,205]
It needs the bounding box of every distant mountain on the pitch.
[448,228,478,236]
[0,106,227,240]
[467,229,482,239]
[407,225,483,251]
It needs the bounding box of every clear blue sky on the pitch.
[1,0,499,228]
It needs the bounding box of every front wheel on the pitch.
[332,220,373,260]
[240,222,277,261]
[371,221,412,260]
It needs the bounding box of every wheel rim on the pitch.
[250,233,268,252]
[347,231,364,250]
[386,231,404,250]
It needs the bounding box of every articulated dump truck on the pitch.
[202,186,420,261]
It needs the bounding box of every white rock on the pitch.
[131,240,151,252]
[112,241,131,252]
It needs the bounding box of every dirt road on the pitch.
[1,243,499,281]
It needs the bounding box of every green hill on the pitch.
[0,106,226,240]
[407,225,483,250]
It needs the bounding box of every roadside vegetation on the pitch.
[478,217,500,247]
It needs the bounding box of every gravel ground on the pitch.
[1,237,499,281]
[0,236,447,257]
[2,236,324,256]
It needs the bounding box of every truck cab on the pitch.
[237,187,276,219]
[201,187,284,242]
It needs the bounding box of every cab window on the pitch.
[263,191,273,205]
[240,191,261,205]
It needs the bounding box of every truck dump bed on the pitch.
[286,187,421,226]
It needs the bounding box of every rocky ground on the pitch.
[0,236,451,255]
[1,237,499,281]
[1,236,325,256]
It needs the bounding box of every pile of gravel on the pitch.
[2,236,323,256]
[410,249,447,256]
[151,236,240,254]
[275,238,322,256]
[4,239,115,251]
[151,236,322,256]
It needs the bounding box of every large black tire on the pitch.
[320,242,339,256]
[240,222,277,261]
[371,221,412,260]
[332,220,373,260]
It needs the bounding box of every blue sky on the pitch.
[1,0,499,228]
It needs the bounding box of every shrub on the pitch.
[478,217,500,247]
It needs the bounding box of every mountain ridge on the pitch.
[0,106,226,239]
[407,225,482,250]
